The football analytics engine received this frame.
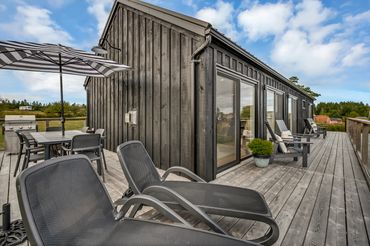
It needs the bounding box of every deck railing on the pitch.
[347,117,370,183]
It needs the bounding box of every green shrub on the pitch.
[248,138,273,156]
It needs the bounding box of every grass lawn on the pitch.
[0,119,85,151]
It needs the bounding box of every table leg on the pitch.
[44,144,51,160]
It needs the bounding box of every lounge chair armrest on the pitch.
[282,141,313,145]
[113,194,191,227]
[161,166,206,183]
[143,185,228,235]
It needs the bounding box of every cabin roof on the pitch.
[85,0,314,100]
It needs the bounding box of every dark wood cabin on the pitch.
[85,0,315,181]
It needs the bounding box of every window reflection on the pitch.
[216,74,236,167]
[240,83,255,158]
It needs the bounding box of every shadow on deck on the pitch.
[0,132,369,245]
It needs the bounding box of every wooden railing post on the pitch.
[362,125,368,166]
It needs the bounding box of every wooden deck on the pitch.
[1,132,369,245]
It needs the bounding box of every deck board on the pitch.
[0,132,369,245]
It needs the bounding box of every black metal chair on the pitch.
[62,134,105,182]
[95,128,107,171]
[304,118,327,138]
[275,120,313,153]
[81,126,89,133]
[13,130,42,177]
[265,121,312,167]
[18,131,44,173]
[117,141,279,245]
[16,155,257,246]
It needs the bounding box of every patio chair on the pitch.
[275,120,313,153]
[13,130,43,177]
[265,121,312,167]
[117,141,279,245]
[16,155,257,246]
[95,128,107,171]
[304,118,327,138]
[81,126,89,133]
[18,131,44,173]
[62,133,105,182]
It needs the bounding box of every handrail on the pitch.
[346,118,370,186]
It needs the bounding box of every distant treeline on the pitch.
[0,98,86,118]
[315,101,370,119]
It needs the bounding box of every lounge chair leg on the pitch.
[293,157,298,161]
[102,150,108,170]
[20,154,28,172]
[14,143,23,177]
[302,145,308,167]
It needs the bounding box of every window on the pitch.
[240,82,255,158]
[302,100,306,109]
[288,96,298,133]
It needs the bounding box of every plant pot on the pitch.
[253,155,270,168]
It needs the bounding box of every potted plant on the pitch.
[248,138,273,167]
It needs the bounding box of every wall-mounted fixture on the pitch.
[124,110,137,126]
[91,37,121,55]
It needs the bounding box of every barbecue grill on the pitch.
[4,115,37,154]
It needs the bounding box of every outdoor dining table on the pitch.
[30,130,87,160]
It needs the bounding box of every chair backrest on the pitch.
[81,126,89,133]
[46,126,62,132]
[117,141,161,194]
[265,121,278,142]
[15,129,25,144]
[71,134,101,152]
[276,120,293,140]
[16,155,114,245]
[18,131,32,148]
[305,118,317,132]
[95,128,105,136]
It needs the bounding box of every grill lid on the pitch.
[4,115,36,131]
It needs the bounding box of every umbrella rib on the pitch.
[36,51,59,65]
[65,56,111,77]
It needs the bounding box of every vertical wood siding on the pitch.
[87,4,201,170]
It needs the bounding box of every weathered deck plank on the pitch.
[0,132,369,245]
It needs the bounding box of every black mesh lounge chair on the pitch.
[265,121,312,167]
[275,120,313,153]
[117,141,279,245]
[304,118,327,138]
[16,155,257,246]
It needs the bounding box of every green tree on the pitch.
[289,76,321,99]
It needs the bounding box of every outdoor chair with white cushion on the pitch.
[265,121,312,167]
[304,118,327,138]
[117,141,279,245]
[276,120,313,153]
[16,155,257,246]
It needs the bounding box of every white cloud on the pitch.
[290,0,334,30]
[86,0,114,35]
[265,0,370,78]
[183,0,197,10]
[13,71,85,96]
[238,2,292,40]
[0,5,72,44]
[342,43,370,67]
[345,10,370,25]
[196,1,238,40]
[271,29,342,76]
[0,4,6,12]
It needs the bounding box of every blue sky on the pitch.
[0,0,370,104]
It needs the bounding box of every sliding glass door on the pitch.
[216,74,237,168]
[240,83,255,158]
[288,96,298,133]
[216,71,256,170]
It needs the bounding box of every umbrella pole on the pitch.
[59,53,65,136]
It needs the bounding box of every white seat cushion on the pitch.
[281,130,294,140]
[275,134,288,153]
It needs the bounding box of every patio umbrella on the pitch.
[0,40,130,135]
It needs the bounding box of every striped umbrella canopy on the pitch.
[0,40,130,135]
